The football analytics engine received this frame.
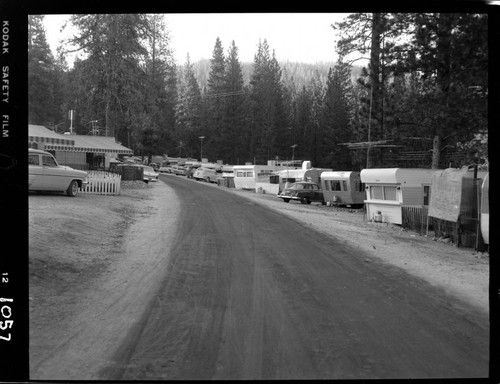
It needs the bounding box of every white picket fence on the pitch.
[80,171,121,195]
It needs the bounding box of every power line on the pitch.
[203,90,250,98]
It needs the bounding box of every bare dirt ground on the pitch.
[29,181,181,379]
[29,177,489,379]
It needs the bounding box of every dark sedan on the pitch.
[277,181,325,204]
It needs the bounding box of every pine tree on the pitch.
[206,37,226,161]
[175,55,203,159]
[410,13,488,168]
[68,14,150,141]
[321,61,355,170]
[223,41,246,165]
[249,39,287,163]
[138,14,177,160]
[28,15,58,125]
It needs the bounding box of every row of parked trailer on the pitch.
[162,159,489,247]
[222,161,489,247]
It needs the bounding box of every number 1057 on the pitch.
[0,299,13,341]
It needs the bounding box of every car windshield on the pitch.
[143,167,154,172]
[290,183,306,190]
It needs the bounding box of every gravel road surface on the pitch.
[29,175,489,380]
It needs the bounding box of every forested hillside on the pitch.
[194,59,363,90]
[29,13,488,170]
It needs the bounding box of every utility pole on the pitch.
[199,136,205,161]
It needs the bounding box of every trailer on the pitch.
[481,173,489,245]
[360,168,437,225]
[320,171,365,207]
[233,163,298,193]
[277,167,331,190]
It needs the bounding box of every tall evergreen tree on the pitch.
[68,14,150,141]
[175,55,203,159]
[28,15,58,125]
[321,61,355,169]
[410,13,488,168]
[334,13,408,167]
[136,14,177,160]
[249,39,287,163]
[206,37,226,160]
[223,41,246,164]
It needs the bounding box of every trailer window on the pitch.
[236,171,254,177]
[330,180,341,191]
[384,186,397,201]
[370,186,384,200]
[342,180,348,191]
[423,185,430,206]
[354,180,365,192]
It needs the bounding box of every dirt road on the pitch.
[29,176,489,380]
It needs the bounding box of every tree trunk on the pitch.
[432,135,441,169]
[431,14,455,169]
[369,13,384,167]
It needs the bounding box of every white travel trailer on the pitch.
[360,168,437,225]
[233,163,298,193]
[481,173,489,245]
[320,171,365,207]
[277,163,332,192]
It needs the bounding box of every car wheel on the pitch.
[66,180,79,197]
[283,198,290,203]
[306,199,312,205]
[206,177,210,183]
[300,197,307,204]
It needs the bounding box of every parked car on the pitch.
[277,181,325,204]
[172,165,186,176]
[149,162,161,172]
[193,167,218,183]
[141,165,159,182]
[159,165,173,173]
[28,148,88,197]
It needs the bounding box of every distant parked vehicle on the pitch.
[172,165,186,176]
[193,167,218,183]
[149,162,160,172]
[28,148,88,197]
[140,165,159,182]
[277,181,325,204]
[159,165,173,173]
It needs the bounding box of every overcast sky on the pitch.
[43,13,350,65]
